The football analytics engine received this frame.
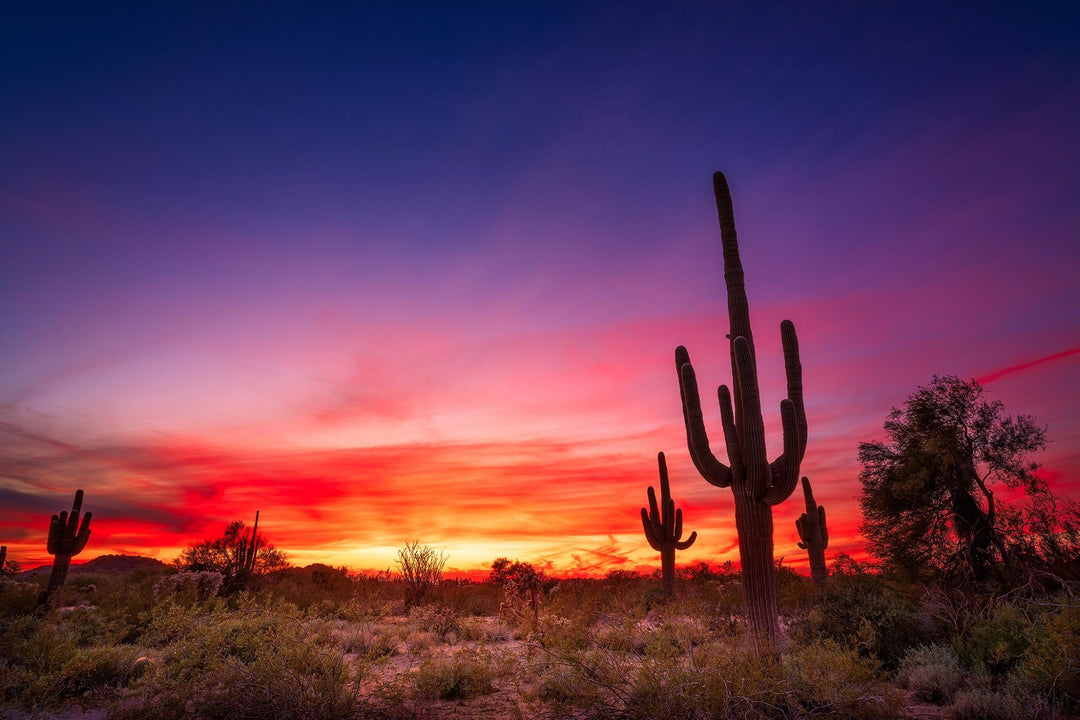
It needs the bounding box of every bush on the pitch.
[1016,601,1080,712]
[413,647,506,701]
[0,613,143,710]
[0,579,41,618]
[112,599,372,720]
[897,644,967,703]
[795,573,931,667]
[408,603,460,642]
[960,602,1030,675]
[783,641,905,720]
[152,571,224,605]
[948,688,1043,720]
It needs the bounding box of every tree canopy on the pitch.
[858,375,1077,586]
[177,519,288,592]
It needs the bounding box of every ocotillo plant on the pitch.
[641,452,697,598]
[675,171,807,650]
[796,476,828,582]
[43,489,93,606]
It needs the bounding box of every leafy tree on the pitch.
[858,375,1064,584]
[178,519,288,593]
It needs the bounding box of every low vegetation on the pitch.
[1,555,1076,719]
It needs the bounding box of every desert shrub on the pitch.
[412,647,508,701]
[529,617,901,719]
[897,644,967,703]
[261,564,358,612]
[456,615,488,641]
[782,640,905,719]
[111,599,375,720]
[330,619,399,659]
[348,571,401,618]
[152,571,224,605]
[1015,601,1080,712]
[775,563,816,613]
[140,594,227,647]
[0,612,145,710]
[948,687,1044,720]
[959,602,1031,676]
[795,573,931,667]
[532,661,604,712]
[432,579,502,616]
[0,579,41,617]
[408,602,460,642]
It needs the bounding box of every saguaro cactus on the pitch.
[795,476,828,582]
[641,452,698,598]
[43,489,93,606]
[675,172,807,649]
[240,510,260,577]
[0,545,6,573]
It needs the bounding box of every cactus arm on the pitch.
[796,514,809,549]
[781,320,807,456]
[732,336,771,498]
[641,508,662,551]
[762,399,800,506]
[675,530,697,551]
[769,321,807,488]
[673,507,684,541]
[819,506,828,548]
[718,384,743,478]
[73,512,92,554]
[677,348,732,488]
[647,486,660,526]
[47,514,61,554]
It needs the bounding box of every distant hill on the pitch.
[20,554,170,578]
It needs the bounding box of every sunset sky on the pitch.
[2,2,1078,576]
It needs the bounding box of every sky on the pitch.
[1,2,1078,576]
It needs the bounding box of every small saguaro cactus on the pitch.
[43,489,93,606]
[675,172,808,650]
[0,545,6,573]
[641,452,698,598]
[795,476,828,583]
[239,510,260,577]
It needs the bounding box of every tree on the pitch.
[396,539,447,607]
[858,375,1058,584]
[178,516,288,593]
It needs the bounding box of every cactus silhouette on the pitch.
[239,510,260,578]
[641,452,698,598]
[43,489,92,606]
[0,545,6,573]
[675,172,807,649]
[795,476,828,583]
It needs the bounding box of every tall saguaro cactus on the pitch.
[675,172,807,649]
[796,477,828,583]
[43,489,93,606]
[641,452,698,598]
